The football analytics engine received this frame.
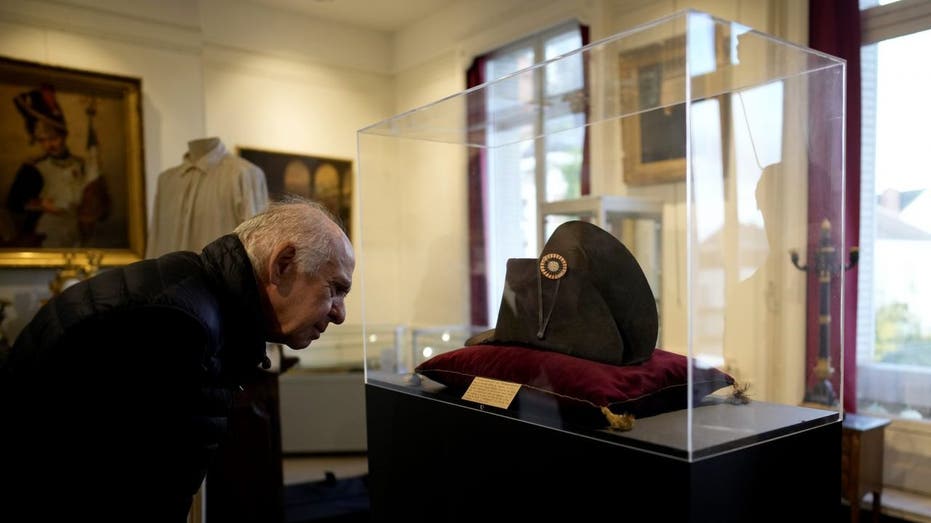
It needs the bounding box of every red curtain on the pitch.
[580,24,591,196]
[807,0,861,413]
[466,56,489,328]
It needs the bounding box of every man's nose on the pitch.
[330,298,346,325]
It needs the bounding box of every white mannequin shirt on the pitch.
[146,138,268,257]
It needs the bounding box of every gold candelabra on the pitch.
[790,219,858,406]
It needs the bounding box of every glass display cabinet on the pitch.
[357,9,845,520]
[281,323,401,372]
[408,324,483,370]
[278,323,402,454]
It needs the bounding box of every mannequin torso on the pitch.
[187,137,221,162]
[147,137,268,258]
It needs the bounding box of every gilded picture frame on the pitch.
[619,32,727,186]
[237,147,353,239]
[0,56,145,267]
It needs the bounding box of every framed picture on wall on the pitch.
[618,30,728,186]
[618,36,688,186]
[238,147,353,238]
[0,56,146,267]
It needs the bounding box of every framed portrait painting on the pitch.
[0,56,145,267]
[238,147,353,238]
[618,31,727,186]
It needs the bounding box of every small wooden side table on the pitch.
[842,413,891,523]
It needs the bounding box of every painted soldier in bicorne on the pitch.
[6,84,110,247]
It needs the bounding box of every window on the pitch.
[857,0,931,421]
[481,22,585,322]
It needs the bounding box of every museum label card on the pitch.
[461,377,521,409]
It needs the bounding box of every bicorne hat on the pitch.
[13,84,67,142]
[467,220,658,366]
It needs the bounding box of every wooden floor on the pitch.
[282,453,369,485]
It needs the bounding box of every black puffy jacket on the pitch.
[0,234,268,522]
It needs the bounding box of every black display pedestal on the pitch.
[366,384,840,522]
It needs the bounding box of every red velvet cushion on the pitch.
[415,344,734,426]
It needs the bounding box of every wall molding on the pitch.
[202,42,390,94]
[0,0,202,56]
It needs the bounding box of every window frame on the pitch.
[480,21,585,324]
[857,0,931,420]
[857,0,931,501]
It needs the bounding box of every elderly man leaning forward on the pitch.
[0,196,354,522]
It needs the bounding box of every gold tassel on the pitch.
[601,407,635,431]
[729,381,751,405]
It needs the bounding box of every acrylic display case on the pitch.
[281,323,401,371]
[278,324,398,453]
[357,9,845,520]
[408,324,482,370]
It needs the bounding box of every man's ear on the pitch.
[268,243,297,285]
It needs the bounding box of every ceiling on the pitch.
[247,0,457,32]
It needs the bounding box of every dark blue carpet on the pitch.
[284,472,371,523]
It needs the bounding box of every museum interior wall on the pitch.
[0,0,804,338]
[3,0,930,514]
[0,0,829,463]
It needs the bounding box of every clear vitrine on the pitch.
[357,9,845,462]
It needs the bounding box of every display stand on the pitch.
[366,384,840,522]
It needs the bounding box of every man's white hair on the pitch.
[234,195,343,280]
